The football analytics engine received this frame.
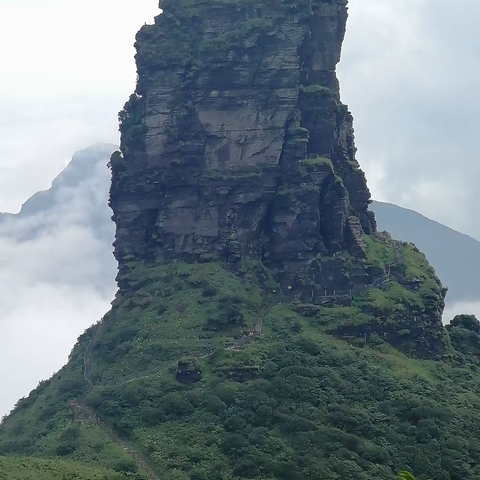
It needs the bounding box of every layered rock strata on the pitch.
[110,0,376,297]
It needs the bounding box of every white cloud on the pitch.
[0,0,160,213]
[0,146,117,417]
[0,283,111,418]
[398,179,473,235]
[339,0,480,241]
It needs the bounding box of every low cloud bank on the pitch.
[0,146,117,418]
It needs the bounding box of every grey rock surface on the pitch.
[111,0,375,297]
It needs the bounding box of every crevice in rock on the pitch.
[252,41,266,87]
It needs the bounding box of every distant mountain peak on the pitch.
[18,144,117,218]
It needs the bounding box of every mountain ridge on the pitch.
[17,144,117,219]
[0,144,117,244]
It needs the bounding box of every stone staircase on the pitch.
[81,328,160,480]
[72,400,160,480]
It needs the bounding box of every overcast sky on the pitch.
[0,145,118,418]
[340,0,480,240]
[1,0,479,237]
[0,0,159,213]
[1,0,480,417]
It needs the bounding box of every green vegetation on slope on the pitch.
[1,245,480,480]
[0,367,145,474]
[0,457,145,480]
[372,200,480,306]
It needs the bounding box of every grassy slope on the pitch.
[372,200,480,305]
[0,457,144,480]
[1,241,479,479]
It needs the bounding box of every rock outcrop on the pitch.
[106,0,450,358]
[110,0,376,298]
[4,4,477,480]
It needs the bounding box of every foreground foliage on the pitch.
[0,457,145,480]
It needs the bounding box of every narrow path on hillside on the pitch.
[83,324,99,389]
[93,346,218,389]
[310,259,397,305]
[72,402,160,480]
[255,303,280,334]
[226,302,280,351]
[81,327,161,480]
[79,265,395,473]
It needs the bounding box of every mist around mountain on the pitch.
[3,152,476,324]
[0,144,117,420]
[371,201,480,319]
[0,144,116,244]
[1,143,478,424]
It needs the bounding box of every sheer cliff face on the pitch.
[110,0,376,295]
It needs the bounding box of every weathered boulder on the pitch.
[176,358,202,384]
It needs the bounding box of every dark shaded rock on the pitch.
[346,215,368,256]
[108,0,447,358]
[176,359,202,384]
[110,0,375,299]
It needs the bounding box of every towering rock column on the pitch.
[110,0,376,296]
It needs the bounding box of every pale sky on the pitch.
[1,0,480,417]
[340,0,480,239]
[1,0,479,239]
[0,0,159,212]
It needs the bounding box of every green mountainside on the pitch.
[2,250,480,480]
[371,201,480,305]
[0,457,143,480]
[2,0,480,479]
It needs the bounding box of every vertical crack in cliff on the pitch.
[252,43,266,87]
